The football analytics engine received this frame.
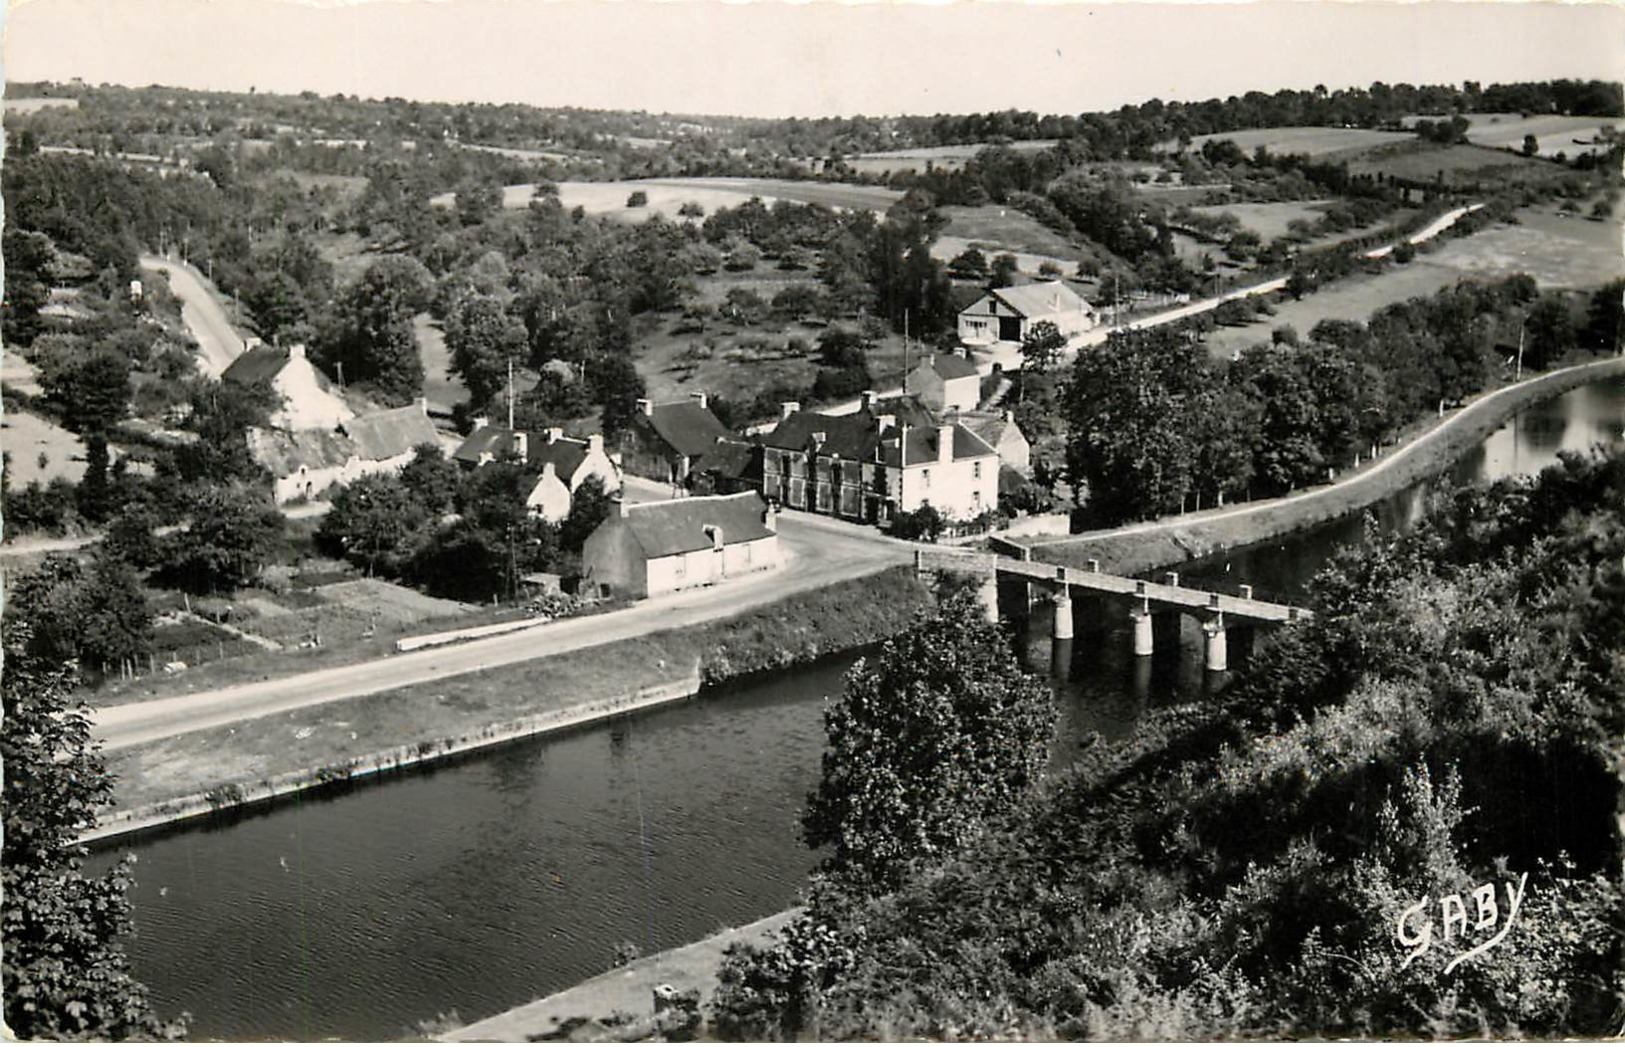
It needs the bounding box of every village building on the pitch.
[451,420,623,522]
[618,393,733,485]
[689,438,762,496]
[761,392,999,524]
[959,409,1032,475]
[223,342,355,431]
[957,280,1097,348]
[580,491,779,600]
[905,350,982,414]
[249,400,440,503]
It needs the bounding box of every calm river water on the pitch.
[89,375,1625,1040]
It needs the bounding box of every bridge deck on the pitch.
[918,549,1309,625]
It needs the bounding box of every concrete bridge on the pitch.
[916,546,1311,672]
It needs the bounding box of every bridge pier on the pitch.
[1202,615,1228,673]
[979,573,1000,623]
[1129,601,1154,657]
[1050,637,1073,682]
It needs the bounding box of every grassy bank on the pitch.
[1032,355,1625,578]
[99,566,934,821]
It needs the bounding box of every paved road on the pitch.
[90,511,916,750]
[139,254,246,377]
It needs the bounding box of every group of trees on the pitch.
[315,445,615,602]
[1066,276,1601,525]
[712,450,1625,1040]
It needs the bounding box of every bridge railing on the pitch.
[914,548,997,576]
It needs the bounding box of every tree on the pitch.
[989,253,1020,288]
[445,294,527,408]
[397,443,462,516]
[802,588,1055,894]
[2,626,185,1039]
[627,190,649,208]
[948,248,988,280]
[5,553,153,673]
[40,347,131,436]
[560,474,615,551]
[316,256,433,405]
[1019,319,1067,378]
[169,484,283,593]
[591,353,648,439]
[1524,295,1576,370]
[1522,133,1541,157]
[317,472,429,576]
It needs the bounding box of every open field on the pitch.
[1348,141,1560,188]
[3,96,80,113]
[1185,126,1413,157]
[413,313,473,414]
[457,141,575,163]
[2,408,87,485]
[936,203,1094,261]
[1190,200,1330,241]
[1402,112,1625,158]
[1201,206,1624,358]
[435,178,903,219]
[831,139,1060,175]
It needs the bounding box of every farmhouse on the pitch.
[761,392,999,523]
[249,401,440,503]
[452,421,623,521]
[959,409,1031,475]
[223,342,355,431]
[580,491,779,600]
[906,350,983,414]
[957,280,1096,348]
[618,392,734,485]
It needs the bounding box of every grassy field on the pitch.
[1185,126,1413,157]
[2,408,87,485]
[830,139,1060,175]
[413,313,475,413]
[1202,204,1623,357]
[102,566,934,813]
[1189,200,1330,241]
[1347,140,1560,188]
[436,178,904,219]
[1402,112,1625,158]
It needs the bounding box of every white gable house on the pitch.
[958,281,1097,347]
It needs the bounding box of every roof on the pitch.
[644,401,732,458]
[222,345,293,386]
[876,422,997,468]
[529,436,589,479]
[246,426,353,474]
[692,438,760,481]
[343,406,439,462]
[451,424,525,465]
[960,412,1024,447]
[764,408,881,459]
[989,280,1090,319]
[620,492,775,559]
[915,352,980,381]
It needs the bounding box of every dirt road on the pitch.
[139,254,246,376]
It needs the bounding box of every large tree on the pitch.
[802,586,1055,894]
[169,483,284,593]
[2,627,185,1039]
[445,294,527,409]
[316,256,433,405]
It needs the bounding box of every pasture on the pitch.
[2,409,87,486]
[1184,126,1413,157]
[1347,141,1560,188]
[432,178,903,219]
[3,97,79,114]
[1402,112,1625,158]
[833,139,1060,175]
[1190,200,1330,241]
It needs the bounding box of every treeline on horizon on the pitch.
[7,76,1621,160]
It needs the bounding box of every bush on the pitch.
[889,504,946,542]
[626,190,649,208]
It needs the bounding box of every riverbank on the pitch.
[89,566,935,843]
[438,909,801,1042]
[1028,354,1625,577]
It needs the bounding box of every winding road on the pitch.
[138,254,247,377]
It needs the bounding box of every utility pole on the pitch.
[902,308,910,395]
[507,357,515,430]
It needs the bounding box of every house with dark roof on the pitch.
[223,343,355,431]
[959,409,1031,475]
[690,438,762,496]
[761,391,999,524]
[957,280,1096,348]
[906,350,983,414]
[580,491,779,600]
[451,420,622,522]
[618,392,734,485]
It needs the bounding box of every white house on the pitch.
[525,463,574,522]
[906,351,982,414]
[958,280,1097,347]
[877,421,1000,520]
[959,410,1032,475]
[223,343,355,431]
[249,401,440,503]
[452,421,623,519]
[580,491,780,600]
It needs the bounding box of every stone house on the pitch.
[580,491,780,600]
[617,393,733,485]
[905,350,982,414]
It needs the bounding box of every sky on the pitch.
[3,0,1623,119]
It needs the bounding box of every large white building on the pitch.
[957,281,1097,347]
[580,491,780,600]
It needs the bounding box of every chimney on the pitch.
[899,422,909,467]
[513,431,529,461]
[637,398,654,417]
[706,524,725,550]
[587,433,604,455]
[546,427,564,444]
[779,401,801,421]
[876,412,896,435]
[938,423,954,463]
[541,461,557,480]
[763,502,778,533]
[954,346,968,359]
[473,416,491,432]
[690,391,709,411]
[860,390,877,412]
[811,431,827,451]
[1002,408,1015,424]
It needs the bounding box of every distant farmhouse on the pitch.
[580,491,779,599]
[224,343,354,431]
[248,402,440,504]
[957,280,1096,348]
[452,421,622,522]
[619,393,734,487]
[906,350,982,414]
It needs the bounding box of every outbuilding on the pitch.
[580,491,780,600]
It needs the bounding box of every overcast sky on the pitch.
[4,1,1623,119]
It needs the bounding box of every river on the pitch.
[88,375,1625,1040]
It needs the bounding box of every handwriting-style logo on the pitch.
[1396,872,1528,973]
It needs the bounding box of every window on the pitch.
[973,461,982,480]
[674,554,687,578]
[922,468,931,489]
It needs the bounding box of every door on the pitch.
[998,316,1022,341]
